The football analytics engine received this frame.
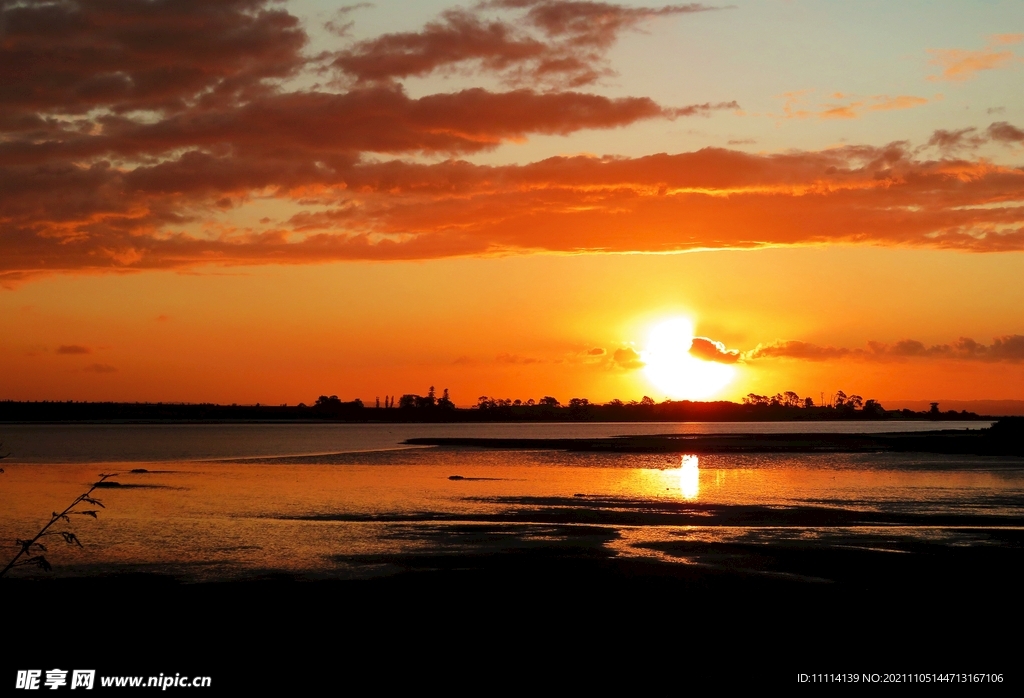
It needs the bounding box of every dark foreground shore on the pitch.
[5,526,1021,690]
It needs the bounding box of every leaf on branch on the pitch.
[15,536,47,548]
[59,532,83,547]
[52,512,71,523]
[81,496,105,508]
[18,555,52,571]
[76,510,99,518]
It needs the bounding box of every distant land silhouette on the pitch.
[406,417,1024,458]
[883,399,1024,416]
[0,388,1002,422]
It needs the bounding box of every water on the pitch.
[1,422,1019,581]
[0,420,993,463]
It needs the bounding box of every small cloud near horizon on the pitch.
[57,345,91,355]
[612,347,644,370]
[496,353,544,365]
[689,337,741,363]
[747,335,1024,363]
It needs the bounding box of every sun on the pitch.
[641,318,736,400]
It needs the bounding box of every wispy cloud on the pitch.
[333,1,725,88]
[928,34,1022,82]
[56,345,91,355]
[783,92,930,120]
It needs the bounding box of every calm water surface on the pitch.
[1,422,1019,581]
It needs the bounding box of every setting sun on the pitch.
[641,318,737,400]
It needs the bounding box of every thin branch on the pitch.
[0,473,115,578]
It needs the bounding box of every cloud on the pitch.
[989,34,1024,46]
[746,341,850,361]
[56,344,91,355]
[2,87,678,167]
[976,335,1024,361]
[0,0,306,119]
[612,347,644,369]
[5,135,1024,283]
[332,2,722,87]
[82,363,117,373]
[1,1,1022,284]
[928,35,1021,82]
[688,336,740,363]
[587,347,606,355]
[792,93,930,120]
[926,127,984,151]
[869,95,930,112]
[747,335,1024,363]
[988,121,1024,143]
[496,353,544,364]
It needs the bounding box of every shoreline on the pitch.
[405,427,1024,457]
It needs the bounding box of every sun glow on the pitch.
[641,318,736,400]
[680,454,700,500]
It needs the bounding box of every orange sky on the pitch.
[1,1,1023,406]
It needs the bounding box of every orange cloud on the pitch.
[5,136,1024,283]
[2,1,1022,285]
[800,93,929,120]
[989,33,1024,46]
[928,36,1021,82]
[869,95,930,112]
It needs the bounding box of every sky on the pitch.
[1,0,1023,407]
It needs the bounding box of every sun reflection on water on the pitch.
[680,454,699,500]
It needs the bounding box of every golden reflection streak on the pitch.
[680,454,699,500]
